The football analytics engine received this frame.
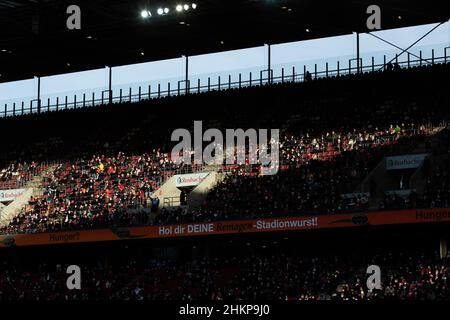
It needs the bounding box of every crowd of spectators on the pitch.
[1,152,180,233]
[0,161,42,190]
[156,125,445,225]
[0,246,447,300]
[0,62,449,234]
[2,120,448,232]
[381,161,450,210]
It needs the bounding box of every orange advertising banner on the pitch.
[1,207,449,247]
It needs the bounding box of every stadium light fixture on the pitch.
[141,4,195,19]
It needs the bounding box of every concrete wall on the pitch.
[0,188,33,227]
[188,171,226,210]
[152,175,182,208]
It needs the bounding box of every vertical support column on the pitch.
[267,44,271,84]
[108,66,112,105]
[37,76,41,114]
[185,55,189,94]
[356,32,360,74]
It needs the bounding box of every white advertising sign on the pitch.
[175,172,209,187]
[386,154,429,170]
[0,188,26,202]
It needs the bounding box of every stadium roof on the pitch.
[0,0,448,82]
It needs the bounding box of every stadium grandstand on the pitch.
[0,0,448,307]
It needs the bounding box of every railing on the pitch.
[163,196,181,208]
[1,50,449,118]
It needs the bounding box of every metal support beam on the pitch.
[185,55,189,94]
[268,44,271,84]
[376,21,445,71]
[108,66,112,105]
[37,76,41,114]
[367,32,433,64]
[356,32,360,73]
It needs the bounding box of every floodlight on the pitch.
[157,8,164,15]
[192,3,197,9]
[164,7,170,14]
[176,4,183,12]
[141,10,149,18]
[184,4,189,10]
